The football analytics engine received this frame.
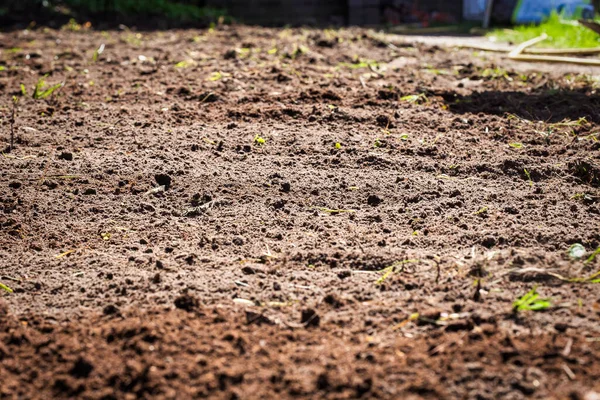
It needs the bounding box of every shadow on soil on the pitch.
[440,89,600,123]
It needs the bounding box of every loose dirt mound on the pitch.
[1,25,599,398]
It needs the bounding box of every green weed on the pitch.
[524,168,533,186]
[489,12,600,49]
[513,285,551,312]
[401,93,428,104]
[585,247,600,265]
[337,57,379,70]
[376,259,420,285]
[92,43,105,62]
[32,75,65,100]
[254,135,266,145]
[481,67,512,81]
[0,282,13,293]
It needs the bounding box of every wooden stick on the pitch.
[526,46,600,55]
[457,43,600,55]
[509,33,548,57]
[509,54,600,66]
[509,33,600,65]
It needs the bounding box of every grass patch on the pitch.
[488,12,600,49]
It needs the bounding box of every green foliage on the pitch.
[513,286,551,312]
[32,75,64,100]
[253,135,266,145]
[0,282,13,293]
[489,12,600,49]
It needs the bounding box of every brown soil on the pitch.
[1,25,600,399]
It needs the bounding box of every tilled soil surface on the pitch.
[1,25,600,399]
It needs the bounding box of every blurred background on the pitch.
[0,0,597,28]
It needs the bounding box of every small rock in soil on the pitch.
[154,173,172,189]
[241,266,262,275]
[337,270,351,279]
[58,152,73,161]
[367,194,383,206]
[102,304,119,315]
[245,311,274,326]
[174,294,199,311]
[69,356,94,378]
[323,293,342,308]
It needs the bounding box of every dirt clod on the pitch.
[301,308,320,327]
[174,294,199,311]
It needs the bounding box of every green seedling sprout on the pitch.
[585,247,600,265]
[315,207,355,215]
[254,135,266,145]
[175,60,195,68]
[0,282,13,293]
[509,142,523,149]
[401,93,428,104]
[32,75,65,100]
[92,43,105,62]
[524,169,533,186]
[335,142,342,149]
[474,206,488,215]
[376,259,420,285]
[513,285,551,312]
[208,71,224,81]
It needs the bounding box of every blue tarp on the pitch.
[512,0,594,23]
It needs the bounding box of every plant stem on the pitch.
[9,100,16,152]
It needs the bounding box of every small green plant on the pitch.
[509,142,523,149]
[337,57,379,70]
[585,247,600,265]
[374,138,382,148]
[32,75,65,100]
[8,96,17,152]
[0,282,13,293]
[376,259,419,285]
[20,83,27,96]
[474,206,488,215]
[513,285,551,312]
[208,71,224,81]
[481,67,512,81]
[315,207,355,215]
[401,93,428,104]
[175,60,195,69]
[92,43,105,62]
[334,142,342,149]
[254,134,266,145]
[524,168,533,186]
